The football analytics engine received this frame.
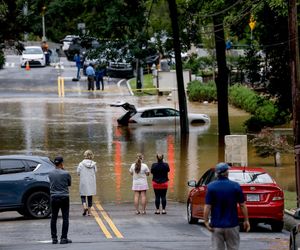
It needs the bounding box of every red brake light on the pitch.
[272,191,284,201]
[128,120,137,123]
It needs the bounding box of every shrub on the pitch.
[187,81,289,131]
[0,50,5,69]
[187,80,216,102]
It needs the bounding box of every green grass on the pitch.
[284,190,297,210]
[129,74,157,95]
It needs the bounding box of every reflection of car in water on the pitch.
[115,123,210,142]
[110,102,210,126]
[187,166,284,232]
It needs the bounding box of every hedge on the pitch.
[187,81,287,131]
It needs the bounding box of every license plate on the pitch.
[247,194,260,202]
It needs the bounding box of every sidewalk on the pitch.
[285,209,300,231]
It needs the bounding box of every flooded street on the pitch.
[0,94,295,204]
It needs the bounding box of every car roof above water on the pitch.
[136,106,176,112]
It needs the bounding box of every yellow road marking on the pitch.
[91,207,113,239]
[95,202,124,239]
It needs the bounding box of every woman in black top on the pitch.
[151,154,170,214]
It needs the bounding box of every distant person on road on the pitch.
[41,41,50,65]
[85,63,95,91]
[203,162,250,250]
[74,53,81,80]
[129,153,150,215]
[48,156,72,245]
[95,65,106,91]
[77,150,97,217]
[151,154,170,215]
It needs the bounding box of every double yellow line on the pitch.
[91,202,123,239]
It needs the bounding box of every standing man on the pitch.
[48,156,72,244]
[85,63,95,91]
[203,162,250,250]
[95,66,105,91]
[74,53,81,80]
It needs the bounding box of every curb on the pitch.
[284,209,299,231]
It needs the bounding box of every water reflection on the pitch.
[0,98,295,204]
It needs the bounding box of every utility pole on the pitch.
[41,6,46,41]
[167,0,189,134]
[288,0,300,208]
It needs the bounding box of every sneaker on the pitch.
[52,238,58,244]
[60,238,72,244]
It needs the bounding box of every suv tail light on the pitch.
[128,120,137,123]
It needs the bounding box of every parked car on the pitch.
[106,62,134,79]
[0,155,55,218]
[187,166,284,232]
[61,35,80,52]
[290,224,300,250]
[111,102,211,126]
[20,46,46,67]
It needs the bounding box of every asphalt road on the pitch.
[0,202,289,250]
[0,55,130,98]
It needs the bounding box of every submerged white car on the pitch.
[111,102,210,126]
[20,46,46,67]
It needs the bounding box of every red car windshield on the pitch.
[228,171,274,184]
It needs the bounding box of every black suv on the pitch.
[0,155,55,218]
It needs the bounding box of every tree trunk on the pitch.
[288,0,300,207]
[213,15,230,143]
[136,59,142,90]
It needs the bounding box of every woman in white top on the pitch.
[129,153,150,214]
[77,150,97,216]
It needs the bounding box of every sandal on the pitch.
[154,211,160,215]
[162,210,167,214]
[135,211,140,215]
[142,211,146,215]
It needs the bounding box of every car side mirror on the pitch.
[188,180,197,187]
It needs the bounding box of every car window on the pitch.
[228,171,274,184]
[0,160,26,175]
[25,160,40,171]
[141,110,155,118]
[154,109,167,117]
[198,170,214,186]
[23,48,42,54]
[165,109,179,117]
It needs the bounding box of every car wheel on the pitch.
[187,201,198,224]
[24,191,51,219]
[271,221,284,232]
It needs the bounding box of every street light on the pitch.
[41,6,46,41]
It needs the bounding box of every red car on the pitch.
[187,166,284,232]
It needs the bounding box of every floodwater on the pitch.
[0,95,295,204]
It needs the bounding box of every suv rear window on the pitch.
[26,160,40,171]
[229,171,274,184]
[0,160,26,174]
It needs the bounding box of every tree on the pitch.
[251,127,293,166]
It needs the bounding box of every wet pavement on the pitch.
[0,202,289,250]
